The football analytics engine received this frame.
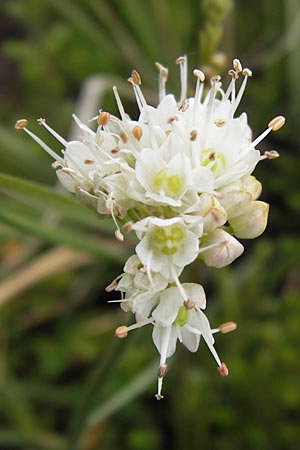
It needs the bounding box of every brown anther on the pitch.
[167,115,179,124]
[115,204,123,216]
[214,119,226,127]
[111,147,120,154]
[233,58,242,73]
[176,56,187,64]
[178,98,189,112]
[119,130,128,143]
[193,68,205,82]
[158,363,168,378]
[97,111,110,126]
[15,119,28,129]
[131,69,141,85]
[37,117,46,125]
[155,62,169,80]
[242,68,252,77]
[123,221,133,233]
[190,130,197,141]
[268,115,286,131]
[84,159,94,165]
[264,150,280,159]
[165,130,172,136]
[183,299,196,310]
[105,279,118,292]
[218,362,229,377]
[218,322,237,334]
[120,301,130,313]
[228,69,239,79]
[114,325,128,339]
[132,125,143,141]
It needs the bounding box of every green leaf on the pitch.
[0,173,111,232]
[0,208,126,262]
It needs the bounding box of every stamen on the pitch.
[170,265,187,301]
[233,58,243,73]
[218,322,237,334]
[112,86,127,121]
[128,70,148,112]
[268,115,286,131]
[105,274,123,292]
[193,69,205,111]
[260,150,280,161]
[231,68,252,116]
[97,111,111,126]
[16,121,64,163]
[217,362,229,377]
[37,118,67,146]
[132,125,143,141]
[15,119,28,129]
[183,299,196,310]
[107,197,124,242]
[156,326,172,400]
[115,325,128,338]
[155,62,169,102]
[176,55,188,104]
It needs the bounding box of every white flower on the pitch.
[133,216,202,284]
[201,228,244,268]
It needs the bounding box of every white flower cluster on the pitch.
[16,56,285,400]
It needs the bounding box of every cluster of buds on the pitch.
[16,56,285,399]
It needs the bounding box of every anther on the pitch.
[97,111,110,126]
[167,115,179,124]
[84,159,94,165]
[115,229,124,241]
[214,119,226,127]
[37,117,46,126]
[155,62,168,80]
[155,394,164,401]
[218,322,237,334]
[176,56,187,64]
[111,147,120,154]
[115,325,128,339]
[264,150,280,159]
[51,161,62,169]
[132,125,143,141]
[158,363,168,378]
[228,69,239,79]
[183,299,195,310]
[268,115,286,131]
[105,279,119,292]
[233,58,242,73]
[212,74,221,82]
[190,130,197,141]
[119,130,128,142]
[193,68,205,82]
[15,119,28,129]
[123,221,133,233]
[217,362,229,377]
[178,98,189,112]
[242,68,252,77]
[131,69,141,85]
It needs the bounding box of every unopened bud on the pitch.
[268,115,286,131]
[218,362,229,377]
[15,119,28,129]
[230,201,269,239]
[218,322,237,334]
[158,363,168,378]
[202,229,244,268]
[132,125,143,141]
[97,111,110,126]
[115,325,128,339]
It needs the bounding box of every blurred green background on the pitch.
[0,1,300,449]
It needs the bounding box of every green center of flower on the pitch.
[153,168,182,197]
[152,224,184,255]
[173,306,189,327]
[201,148,226,177]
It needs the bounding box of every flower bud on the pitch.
[230,201,269,239]
[198,193,228,232]
[201,229,244,268]
[219,190,252,219]
[243,175,262,200]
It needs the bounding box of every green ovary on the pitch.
[173,306,189,327]
[152,224,184,255]
[153,168,182,197]
[201,148,226,177]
